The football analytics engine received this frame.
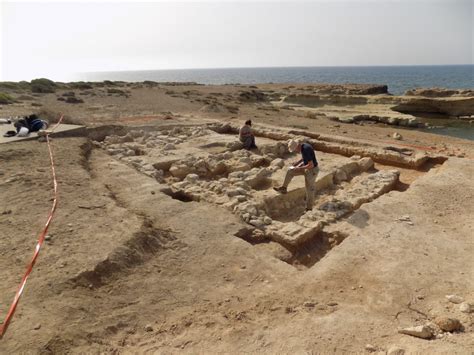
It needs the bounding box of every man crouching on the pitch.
[239,119,257,150]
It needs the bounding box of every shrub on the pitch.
[0,82,21,91]
[69,81,93,90]
[0,92,14,104]
[16,94,35,101]
[143,80,158,87]
[65,97,84,104]
[106,88,126,95]
[31,78,57,93]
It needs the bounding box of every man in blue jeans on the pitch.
[274,139,319,211]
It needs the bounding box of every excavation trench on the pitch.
[70,220,175,288]
[81,124,447,271]
[234,227,349,269]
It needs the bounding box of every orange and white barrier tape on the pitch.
[0,114,63,338]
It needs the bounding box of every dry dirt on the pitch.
[0,83,473,354]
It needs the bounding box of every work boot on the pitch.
[273,186,287,194]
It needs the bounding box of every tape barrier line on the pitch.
[0,114,63,339]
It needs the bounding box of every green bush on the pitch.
[106,88,126,95]
[0,81,30,91]
[31,78,57,93]
[0,92,14,104]
[143,80,158,86]
[69,81,93,90]
[16,94,35,101]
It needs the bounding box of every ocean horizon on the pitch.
[79,64,474,95]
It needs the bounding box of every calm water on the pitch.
[81,65,473,95]
[80,65,474,140]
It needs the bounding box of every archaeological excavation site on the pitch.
[0,82,473,353]
[95,122,435,269]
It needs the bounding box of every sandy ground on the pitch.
[0,83,473,353]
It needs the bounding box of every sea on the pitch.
[80,65,474,140]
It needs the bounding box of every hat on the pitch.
[288,139,299,153]
[40,120,49,130]
[17,126,30,137]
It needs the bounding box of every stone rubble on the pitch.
[398,325,433,339]
[445,294,464,304]
[459,302,473,313]
[99,123,404,253]
[434,317,463,332]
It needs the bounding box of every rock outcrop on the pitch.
[391,97,474,117]
[405,87,474,97]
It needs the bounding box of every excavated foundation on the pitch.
[92,122,444,269]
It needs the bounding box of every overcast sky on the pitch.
[0,0,472,81]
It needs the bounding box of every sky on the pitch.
[0,0,472,81]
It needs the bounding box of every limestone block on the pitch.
[152,170,164,181]
[446,294,464,304]
[169,164,193,179]
[231,162,252,172]
[152,159,179,172]
[242,213,251,222]
[281,223,304,236]
[226,187,247,197]
[315,172,335,190]
[358,157,374,171]
[163,143,176,150]
[263,216,272,225]
[250,156,269,167]
[459,302,473,313]
[334,169,348,184]
[172,181,189,190]
[269,223,319,247]
[277,143,288,156]
[235,202,259,216]
[228,171,245,179]
[208,161,227,176]
[130,130,143,138]
[239,157,252,165]
[340,162,360,176]
[106,148,122,155]
[184,186,202,197]
[249,218,265,229]
[184,173,200,183]
[234,181,250,190]
[387,346,405,355]
[398,325,433,339]
[270,158,285,168]
[226,141,244,151]
[223,199,239,210]
[214,195,229,205]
